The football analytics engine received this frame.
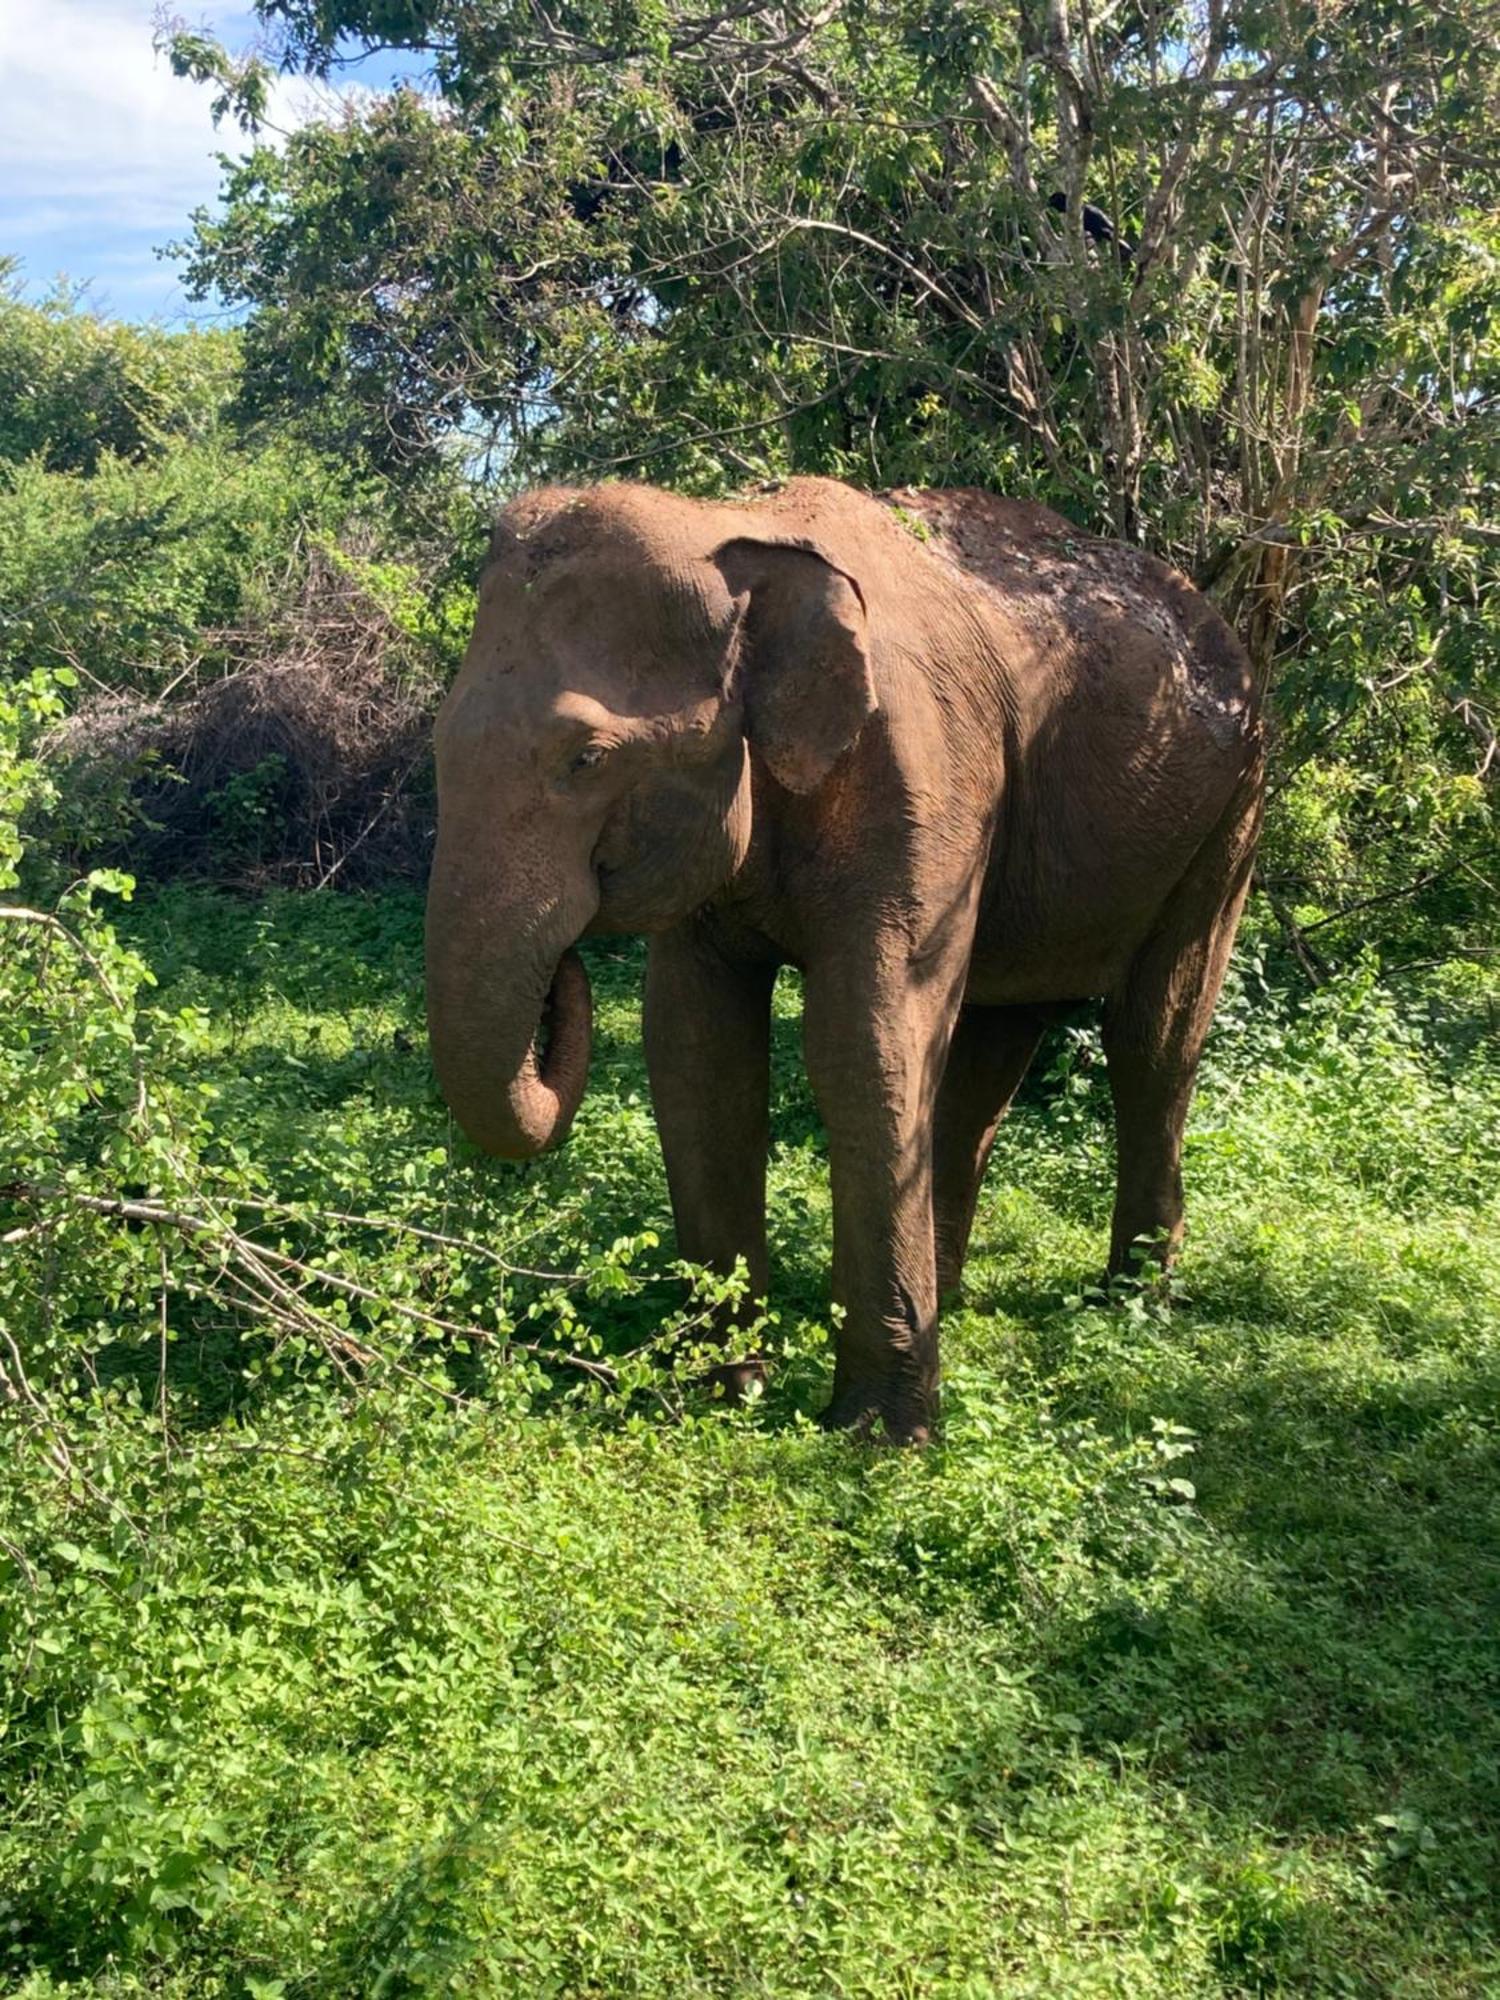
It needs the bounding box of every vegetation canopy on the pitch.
[166,0,1500,970]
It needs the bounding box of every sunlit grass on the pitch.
[2,887,1497,1997]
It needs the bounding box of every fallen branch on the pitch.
[211,1191,585,1284]
[3,1182,620,1389]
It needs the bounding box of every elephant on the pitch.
[426,477,1263,1442]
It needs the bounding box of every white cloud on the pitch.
[1,4,287,221]
[0,1,393,319]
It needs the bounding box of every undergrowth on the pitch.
[2,874,1497,1996]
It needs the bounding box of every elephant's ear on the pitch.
[713,538,877,794]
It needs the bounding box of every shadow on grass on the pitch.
[1004,1298,1500,1978]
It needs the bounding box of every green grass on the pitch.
[3,887,1499,1997]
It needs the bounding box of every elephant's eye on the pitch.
[570,742,609,775]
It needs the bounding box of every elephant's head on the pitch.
[425,483,876,1159]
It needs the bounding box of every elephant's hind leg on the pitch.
[1101,774,1262,1275]
[932,1005,1047,1297]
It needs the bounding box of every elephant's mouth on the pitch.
[528,949,593,1129]
[586,856,647,935]
[581,861,613,936]
[535,968,568,1058]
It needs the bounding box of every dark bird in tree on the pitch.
[1048,190,1134,262]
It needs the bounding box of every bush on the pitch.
[0,278,486,890]
[50,543,454,886]
[0,265,238,475]
[1,443,476,888]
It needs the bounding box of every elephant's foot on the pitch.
[1106,1223,1181,1282]
[1103,1232,1180,1301]
[818,1387,933,1447]
[703,1357,769,1404]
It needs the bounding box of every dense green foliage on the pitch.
[0,432,357,692]
[166,0,1500,970]
[173,2,1500,534]
[0,289,476,885]
[0,282,462,705]
[0,264,239,475]
[2,865,1498,1994]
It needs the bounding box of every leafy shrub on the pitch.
[0,264,239,474]
[0,278,485,890]
[53,545,459,887]
[1,445,474,887]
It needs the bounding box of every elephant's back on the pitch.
[880,486,1256,758]
[875,486,1262,1004]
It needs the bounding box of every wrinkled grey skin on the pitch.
[427,478,1263,1441]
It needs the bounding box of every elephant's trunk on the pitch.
[425,843,597,1161]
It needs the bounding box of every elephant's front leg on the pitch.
[644,926,776,1368]
[802,952,963,1444]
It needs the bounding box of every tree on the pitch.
[167,0,1499,970]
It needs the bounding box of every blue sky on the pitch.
[0,3,422,325]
